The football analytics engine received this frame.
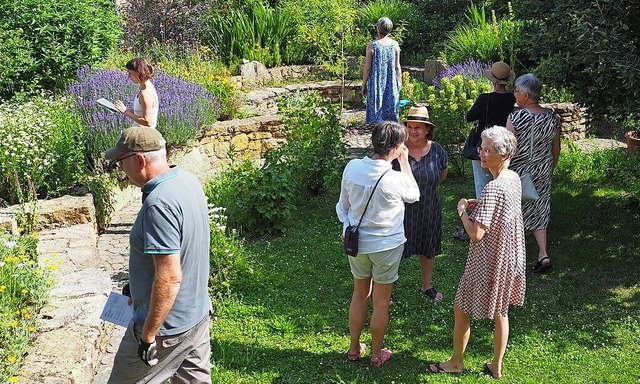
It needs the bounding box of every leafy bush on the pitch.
[425,75,492,174]
[120,0,211,52]
[442,2,521,65]
[205,153,295,237]
[69,66,219,168]
[203,0,294,67]
[279,92,351,197]
[84,172,117,232]
[513,0,640,121]
[0,0,120,99]
[0,233,49,381]
[0,96,86,205]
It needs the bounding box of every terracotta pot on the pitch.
[625,131,640,151]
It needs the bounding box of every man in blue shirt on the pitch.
[105,127,212,383]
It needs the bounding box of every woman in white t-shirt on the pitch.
[115,57,159,129]
[336,121,419,367]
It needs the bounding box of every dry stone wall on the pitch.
[170,65,586,171]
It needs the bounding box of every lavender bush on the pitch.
[69,66,219,167]
[433,59,492,89]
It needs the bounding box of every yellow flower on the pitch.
[7,356,16,363]
[9,320,18,327]
[28,326,36,332]
[32,231,39,237]
[9,377,19,382]
[21,288,29,294]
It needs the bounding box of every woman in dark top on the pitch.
[455,62,516,242]
[392,106,448,301]
[466,62,516,199]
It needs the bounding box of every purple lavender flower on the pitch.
[69,66,219,162]
[433,59,492,89]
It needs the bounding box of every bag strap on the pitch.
[355,168,390,230]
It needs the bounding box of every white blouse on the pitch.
[336,156,420,254]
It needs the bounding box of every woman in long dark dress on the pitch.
[393,106,448,301]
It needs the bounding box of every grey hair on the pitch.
[376,17,393,35]
[140,147,167,163]
[515,73,542,102]
[371,121,407,156]
[481,125,517,161]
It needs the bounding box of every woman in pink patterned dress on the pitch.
[428,126,526,379]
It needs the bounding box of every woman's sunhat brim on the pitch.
[483,67,516,84]
[403,116,436,128]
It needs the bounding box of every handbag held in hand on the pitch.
[343,169,389,257]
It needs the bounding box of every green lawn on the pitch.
[210,153,640,383]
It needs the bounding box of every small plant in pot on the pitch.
[622,113,640,151]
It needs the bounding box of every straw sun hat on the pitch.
[403,106,435,128]
[483,61,516,84]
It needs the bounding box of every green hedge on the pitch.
[0,0,121,99]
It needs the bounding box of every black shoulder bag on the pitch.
[344,169,389,256]
[462,96,490,160]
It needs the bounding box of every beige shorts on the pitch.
[348,244,404,284]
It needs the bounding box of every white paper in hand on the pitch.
[96,98,119,113]
[100,291,134,327]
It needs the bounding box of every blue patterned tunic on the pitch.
[365,40,400,123]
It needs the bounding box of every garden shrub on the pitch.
[69,66,219,168]
[203,0,294,67]
[120,0,211,52]
[0,0,121,99]
[279,92,351,197]
[0,233,49,381]
[84,172,118,232]
[205,152,295,237]
[442,2,520,66]
[425,74,492,174]
[0,96,86,205]
[512,0,640,121]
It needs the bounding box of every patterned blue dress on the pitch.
[365,40,400,123]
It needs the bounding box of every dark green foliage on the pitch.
[403,0,475,63]
[513,0,640,120]
[0,0,121,99]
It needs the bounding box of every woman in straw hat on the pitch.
[454,62,516,242]
[467,61,516,199]
[392,106,448,301]
[362,17,402,123]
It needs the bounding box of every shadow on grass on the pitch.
[220,168,640,382]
